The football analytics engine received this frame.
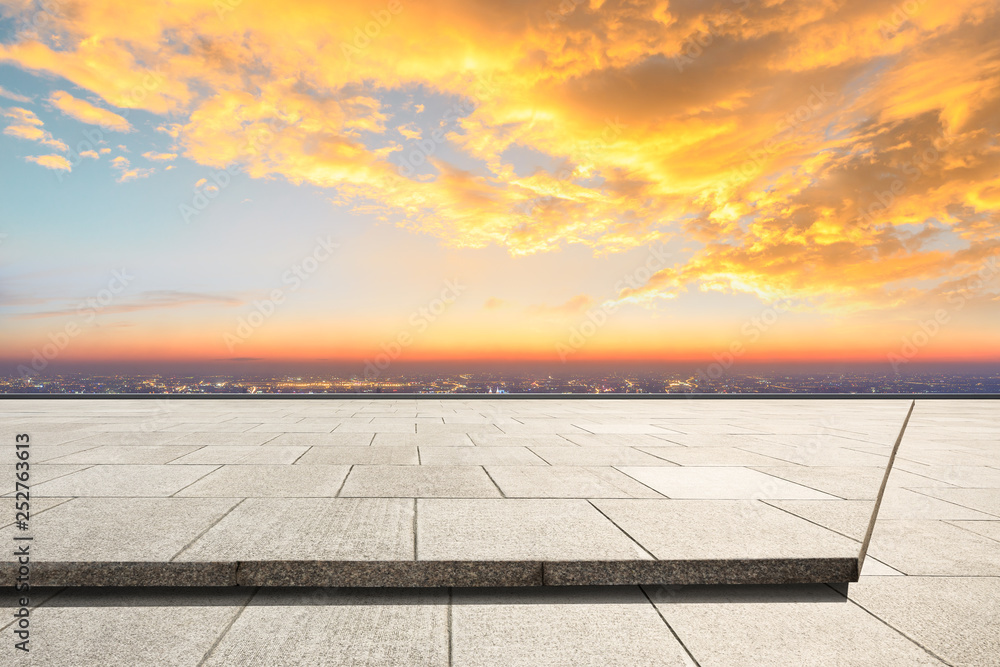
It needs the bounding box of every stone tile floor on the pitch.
[1,397,997,665]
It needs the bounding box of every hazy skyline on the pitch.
[2,0,999,374]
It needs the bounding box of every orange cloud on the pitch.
[25,154,71,171]
[49,90,131,132]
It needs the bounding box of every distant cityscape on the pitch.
[2,371,999,394]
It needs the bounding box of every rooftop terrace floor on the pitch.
[1,397,997,665]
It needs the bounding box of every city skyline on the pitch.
[2,1,999,374]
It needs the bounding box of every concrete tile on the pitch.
[339,465,501,498]
[176,465,350,497]
[30,464,217,497]
[246,422,339,433]
[660,423,766,435]
[44,445,202,464]
[947,520,1000,543]
[867,520,1000,575]
[909,487,1000,517]
[594,499,859,559]
[765,500,873,541]
[749,466,888,499]
[178,498,414,561]
[55,432,188,446]
[419,446,546,466]
[169,445,308,464]
[859,557,905,576]
[203,588,448,667]
[618,467,838,499]
[849,577,1000,667]
[469,434,576,447]
[452,587,691,667]
[266,432,374,446]
[17,442,104,461]
[647,584,943,666]
[739,442,890,466]
[637,446,789,466]
[417,423,503,434]
[1,463,93,489]
[23,588,254,667]
[0,497,68,529]
[418,499,651,560]
[486,466,663,498]
[373,433,474,447]
[530,446,673,466]
[296,446,418,465]
[575,423,683,435]
[1,497,238,561]
[496,423,589,435]
[891,463,1000,487]
[334,421,414,433]
[878,487,995,520]
[164,422,259,433]
[165,432,281,446]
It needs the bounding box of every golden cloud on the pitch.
[25,154,71,171]
[49,90,132,132]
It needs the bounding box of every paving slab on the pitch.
[866,519,1000,575]
[13,588,254,667]
[947,519,1000,543]
[203,588,448,667]
[469,433,577,446]
[264,432,374,446]
[175,464,350,497]
[418,446,546,466]
[43,444,202,464]
[29,464,218,497]
[417,499,652,561]
[617,466,838,499]
[177,498,414,561]
[485,465,664,498]
[636,446,789,466]
[339,465,501,498]
[372,433,475,446]
[452,587,692,667]
[295,445,418,465]
[908,487,1000,517]
[593,499,860,560]
[169,445,308,464]
[849,577,1000,667]
[646,584,943,666]
[529,446,672,466]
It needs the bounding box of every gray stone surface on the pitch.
[866,519,1000,575]
[617,466,838,499]
[339,465,501,497]
[911,487,1000,517]
[175,464,350,497]
[419,446,546,466]
[485,465,664,498]
[169,445,308,464]
[593,499,859,559]
[372,432,475,446]
[0,497,238,562]
[177,498,414,561]
[529,446,672,466]
[948,519,1000,543]
[849,577,1000,667]
[295,445,418,464]
[203,588,448,667]
[30,464,219,497]
[637,446,790,466]
[452,587,692,666]
[44,444,202,464]
[18,588,253,665]
[418,499,651,560]
[646,584,943,666]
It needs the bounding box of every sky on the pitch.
[0,0,998,377]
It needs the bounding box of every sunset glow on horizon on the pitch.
[1,0,999,375]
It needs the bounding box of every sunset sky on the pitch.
[1,0,999,374]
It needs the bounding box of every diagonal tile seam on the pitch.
[196,585,260,667]
[170,498,248,562]
[760,500,864,545]
[585,499,658,560]
[480,466,507,498]
[333,464,354,497]
[639,584,703,667]
[903,488,1000,519]
[168,465,224,498]
[607,467,674,499]
[0,587,66,633]
[0,496,73,530]
[4,465,97,496]
[825,583,954,667]
[747,469,845,499]
[289,446,311,465]
[730,445,810,467]
[944,520,1000,543]
[857,400,916,574]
